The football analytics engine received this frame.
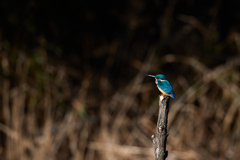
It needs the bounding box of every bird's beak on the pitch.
[146,74,156,78]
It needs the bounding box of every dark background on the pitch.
[0,0,240,160]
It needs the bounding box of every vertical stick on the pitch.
[152,95,169,160]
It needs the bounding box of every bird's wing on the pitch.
[158,80,174,94]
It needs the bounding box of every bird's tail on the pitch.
[171,93,175,99]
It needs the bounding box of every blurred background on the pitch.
[0,0,240,160]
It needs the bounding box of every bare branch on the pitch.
[153,95,170,160]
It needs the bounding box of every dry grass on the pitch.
[0,48,240,160]
[1,2,240,159]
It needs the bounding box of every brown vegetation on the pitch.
[1,0,240,160]
[0,50,240,160]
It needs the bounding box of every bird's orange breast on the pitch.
[157,86,173,98]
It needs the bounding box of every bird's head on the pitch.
[146,74,167,82]
[155,74,166,80]
[146,74,166,80]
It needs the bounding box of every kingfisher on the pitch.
[146,74,175,99]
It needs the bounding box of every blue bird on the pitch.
[146,74,175,99]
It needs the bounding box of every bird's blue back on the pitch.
[156,78,175,99]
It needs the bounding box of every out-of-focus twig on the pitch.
[88,142,153,156]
